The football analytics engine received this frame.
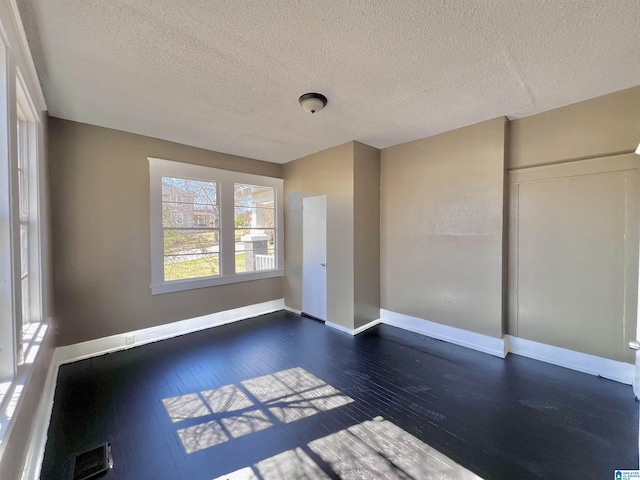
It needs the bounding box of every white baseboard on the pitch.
[325,318,381,336]
[56,299,285,364]
[283,305,302,315]
[380,309,634,385]
[506,335,634,385]
[354,319,382,335]
[380,309,507,358]
[325,321,351,334]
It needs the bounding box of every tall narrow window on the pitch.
[162,177,219,281]
[17,115,30,334]
[16,85,42,363]
[234,184,276,273]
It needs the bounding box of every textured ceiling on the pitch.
[17,0,640,163]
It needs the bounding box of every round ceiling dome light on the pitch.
[299,93,327,114]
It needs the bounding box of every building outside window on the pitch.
[149,158,283,295]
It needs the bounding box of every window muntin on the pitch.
[149,158,283,294]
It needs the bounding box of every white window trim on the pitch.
[16,75,43,335]
[149,157,284,295]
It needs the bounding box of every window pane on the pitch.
[234,184,276,273]
[162,177,218,228]
[163,203,218,228]
[164,253,219,281]
[17,120,28,221]
[21,275,30,328]
[234,184,275,208]
[234,206,274,229]
[164,228,219,255]
[18,170,28,221]
[20,223,28,276]
[235,229,275,273]
[164,228,220,281]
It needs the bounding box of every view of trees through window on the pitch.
[162,177,219,281]
[162,179,277,281]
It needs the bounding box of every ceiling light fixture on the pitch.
[299,93,327,114]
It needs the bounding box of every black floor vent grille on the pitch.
[71,443,112,480]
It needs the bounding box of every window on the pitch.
[0,11,49,468]
[234,184,276,273]
[15,79,43,363]
[17,116,33,338]
[149,158,283,294]
[1,66,46,398]
[162,177,219,281]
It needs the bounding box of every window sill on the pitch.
[150,269,284,295]
[0,321,49,462]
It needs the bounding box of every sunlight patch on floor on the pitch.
[202,384,254,413]
[243,367,354,424]
[220,409,273,438]
[162,367,355,455]
[177,419,229,454]
[162,393,211,423]
[212,448,330,480]
[213,417,483,480]
[310,417,482,479]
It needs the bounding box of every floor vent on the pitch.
[72,443,113,480]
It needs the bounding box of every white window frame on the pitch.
[1,66,43,381]
[149,157,284,295]
[16,87,42,338]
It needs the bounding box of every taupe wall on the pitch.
[381,118,507,338]
[49,118,283,346]
[509,86,640,169]
[284,142,355,328]
[353,142,381,329]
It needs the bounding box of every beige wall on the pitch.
[353,142,381,329]
[509,86,640,169]
[284,142,356,328]
[48,118,283,346]
[507,87,640,363]
[509,156,638,363]
[284,141,381,330]
[381,118,507,338]
[380,88,638,362]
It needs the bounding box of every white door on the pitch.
[302,195,327,321]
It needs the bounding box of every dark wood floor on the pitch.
[42,311,638,479]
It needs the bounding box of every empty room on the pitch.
[0,1,639,479]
